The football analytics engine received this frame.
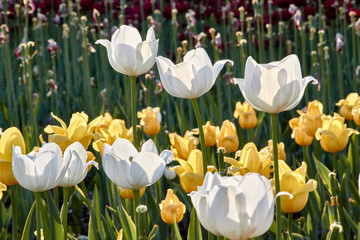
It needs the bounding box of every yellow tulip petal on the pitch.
[50,112,68,132]
[179,172,204,193]
[187,149,203,175]
[0,181,6,199]
[293,179,317,196]
[224,157,241,167]
[0,127,26,162]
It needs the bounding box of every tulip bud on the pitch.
[233,101,257,129]
[336,93,360,120]
[216,120,239,153]
[119,187,146,200]
[137,107,161,136]
[159,189,186,225]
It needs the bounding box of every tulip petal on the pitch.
[95,39,126,74]
[12,146,37,191]
[277,54,302,82]
[102,152,133,189]
[129,152,165,189]
[114,25,142,49]
[141,139,158,154]
[160,150,174,165]
[293,179,317,196]
[212,59,233,83]
[112,138,138,160]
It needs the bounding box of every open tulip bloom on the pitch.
[190,172,292,240]
[234,54,318,113]
[95,25,158,77]
[102,138,173,189]
[155,47,233,99]
[12,143,71,192]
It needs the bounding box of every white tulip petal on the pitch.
[39,142,62,157]
[116,25,142,49]
[102,152,133,189]
[278,54,302,82]
[129,152,165,189]
[141,139,158,154]
[135,40,158,76]
[12,149,36,191]
[160,150,174,165]
[95,39,125,74]
[112,138,138,160]
[212,59,233,83]
[183,48,212,70]
[114,44,138,76]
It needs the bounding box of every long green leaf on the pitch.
[46,191,64,240]
[313,155,339,195]
[117,204,136,240]
[21,201,35,240]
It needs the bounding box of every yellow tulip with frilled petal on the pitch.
[169,131,199,160]
[137,107,161,136]
[296,100,323,137]
[159,189,186,224]
[216,120,239,153]
[172,149,217,193]
[315,113,359,153]
[0,127,26,185]
[44,112,102,152]
[289,116,314,146]
[336,93,360,120]
[233,101,257,129]
[225,142,272,178]
[271,161,317,213]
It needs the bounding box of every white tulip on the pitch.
[190,172,277,240]
[58,142,99,187]
[102,138,172,189]
[12,143,70,192]
[95,25,158,76]
[234,54,317,113]
[155,47,233,99]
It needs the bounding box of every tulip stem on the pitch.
[288,213,293,239]
[133,189,140,239]
[35,192,42,240]
[131,76,138,148]
[303,146,313,178]
[332,153,337,175]
[218,147,225,176]
[191,98,207,175]
[270,113,281,240]
[10,186,17,240]
[62,187,70,240]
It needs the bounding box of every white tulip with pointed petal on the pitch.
[155,47,233,99]
[102,138,172,189]
[234,54,318,113]
[95,25,158,76]
[12,143,70,192]
[58,142,99,187]
[190,172,277,240]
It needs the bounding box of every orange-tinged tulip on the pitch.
[233,101,257,129]
[315,113,359,153]
[0,182,6,199]
[192,121,218,147]
[44,112,102,152]
[336,93,360,120]
[137,107,161,136]
[259,140,286,161]
[169,131,199,160]
[159,189,186,224]
[119,187,146,200]
[296,100,323,137]
[172,149,217,193]
[352,106,360,126]
[289,117,314,146]
[271,161,317,213]
[0,127,26,185]
[216,120,239,153]
[225,142,272,178]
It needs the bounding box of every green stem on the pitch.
[303,146,313,178]
[54,187,59,210]
[333,153,337,175]
[288,213,293,240]
[133,189,140,239]
[35,192,42,240]
[270,113,281,240]
[218,148,225,176]
[191,98,207,175]
[131,76,138,148]
[336,53,344,99]
[171,224,175,240]
[62,187,70,240]
[11,186,17,240]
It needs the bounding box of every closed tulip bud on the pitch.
[159,189,186,224]
[289,117,314,146]
[272,161,317,213]
[192,121,218,147]
[336,93,360,120]
[95,25,158,76]
[0,127,26,185]
[119,187,146,200]
[216,120,239,154]
[233,101,257,129]
[169,131,199,160]
[234,55,317,113]
[315,114,359,153]
[137,107,161,136]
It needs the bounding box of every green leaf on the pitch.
[21,201,35,240]
[117,204,136,240]
[46,191,64,240]
[342,207,358,233]
[187,207,202,240]
[313,155,339,195]
[38,198,51,240]
[173,221,183,240]
[147,224,158,240]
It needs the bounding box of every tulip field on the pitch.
[2,0,360,239]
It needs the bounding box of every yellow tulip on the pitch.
[118,187,146,200]
[0,127,26,185]
[225,142,272,178]
[0,182,6,199]
[44,112,103,152]
[296,100,323,137]
[159,189,186,224]
[352,106,360,126]
[192,121,218,147]
[259,140,286,161]
[93,115,133,156]
[137,107,161,136]
[233,101,257,129]
[271,161,317,213]
[169,131,199,160]
[172,149,217,193]
[289,116,314,146]
[216,120,239,153]
[336,93,360,120]
[117,229,123,240]
[315,113,359,153]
